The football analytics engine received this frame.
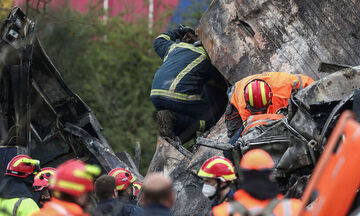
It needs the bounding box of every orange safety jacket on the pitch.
[212,190,301,216]
[241,114,285,136]
[30,198,90,216]
[229,72,314,121]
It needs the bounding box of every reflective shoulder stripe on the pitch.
[262,198,280,215]
[164,43,208,62]
[13,198,26,216]
[295,74,303,90]
[228,201,249,215]
[281,199,292,216]
[151,89,202,101]
[155,34,171,41]
[163,44,177,62]
[169,54,207,92]
[49,202,71,216]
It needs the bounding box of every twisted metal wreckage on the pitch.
[148,0,360,215]
[0,8,141,179]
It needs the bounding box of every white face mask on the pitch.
[202,183,217,198]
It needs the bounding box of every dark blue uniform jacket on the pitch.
[151,28,218,104]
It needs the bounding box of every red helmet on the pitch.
[244,79,272,114]
[108,168,136,191]
[241,149,274,170]
[133,182,142,196]
[33,167,56,191]
[6,155,40,178]
[50,159,100,197]
[197,156,236,182]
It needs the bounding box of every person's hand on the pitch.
[179,24,195,36]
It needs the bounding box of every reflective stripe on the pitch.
[248,83,254,106]
[260,81,267,106]
[283,200,291,216]
[169,54,207,92]
[164,42,207,62]
[295,74,303,90]
[156,34,170,41]
[49,202,71,216]
[57,180,85,192]
[151,89,202,101]
[73,169,93,180]
[197,169,215,178]
[199,120,206,132]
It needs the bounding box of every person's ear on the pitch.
[113,189,118,198]
[169,191,176,208]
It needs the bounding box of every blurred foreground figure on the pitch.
[151,25,226,146]
[33,167,56,208]
[108,168,144,216]
[141,173,175,216]
[31,159,100,216]
[197,156,236,208]
[213,149,301,216]
[0,155,40,216]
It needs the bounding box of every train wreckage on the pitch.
[1,0,360,215]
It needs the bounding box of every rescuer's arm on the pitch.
[153,26,191,60]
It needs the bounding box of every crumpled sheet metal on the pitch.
[198,0,360,84]
[294,69,360,108]
[0,8,141,178]
[147,136,212,216]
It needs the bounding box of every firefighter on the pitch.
[197,156,236,208]
[0,155,40,216]
[151,25,226,146]
[33,167,56,208]
[31,159,100,216]
[212,149,301,216]
[225,72,314,139]
[108,168,144,215]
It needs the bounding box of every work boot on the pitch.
[156,110,176,139]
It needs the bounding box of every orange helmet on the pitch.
[33,167,56,191]
[6,155,40,178]
[108,168,136,191]
[50,160,100,196]
[197,156,236,182]
[133,182,142,196]
[240,149,274,170]
[244,79,272,114]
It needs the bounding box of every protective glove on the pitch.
[179,24,195,36]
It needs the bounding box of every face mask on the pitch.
[202,184,217,198]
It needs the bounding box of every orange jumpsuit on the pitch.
[229,72,314,122]
[212,190,301,216]
[31,198,89,216]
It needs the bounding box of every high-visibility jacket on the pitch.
[30,198,89,216]
[241,114,285,136]
[151,28,219,103]
[212,190,301,216]
[229,72,314,121]
[0,197,39,216]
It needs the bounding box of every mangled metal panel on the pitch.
[198,0,360,84]
[0,8,140,178]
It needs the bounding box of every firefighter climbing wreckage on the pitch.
[0,2,360,216]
